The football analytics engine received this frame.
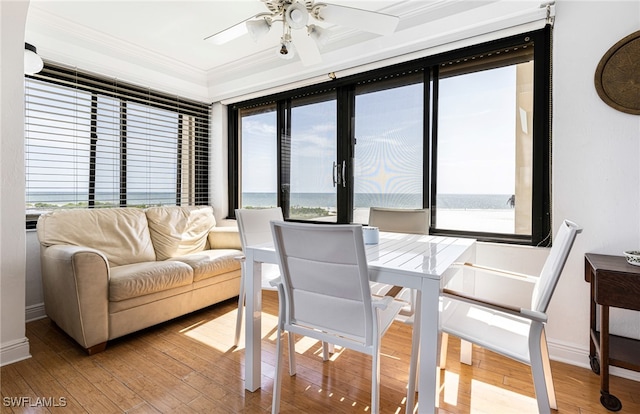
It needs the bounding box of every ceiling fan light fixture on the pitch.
[24,42,44,75]
[246,17,271,42]
[308,24,329,47]
[277,40,295,60]
[285,2,309,30]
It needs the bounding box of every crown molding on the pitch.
[26,5,209,100]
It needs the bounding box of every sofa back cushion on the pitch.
[145,206,217,260]
[37,208,156,266]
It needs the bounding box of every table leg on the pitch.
[600,305,609,394]
[417,278,440,414]
[245,251,262,392]
[598,305,622,411]
[406,291,421,414]
[588,273,600,374]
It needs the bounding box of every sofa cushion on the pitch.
[37,208,155,267]
[146,206,217,261]
[109,261,194,302]
[208,227,242,250]
[171,249,242,282]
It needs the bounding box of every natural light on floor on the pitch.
[438,370,538,413]
[179,307,537,413]
[179,308,280,353]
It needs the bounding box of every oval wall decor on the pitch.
[594,30,640,115]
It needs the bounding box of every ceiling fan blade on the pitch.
[292,29,322,66]
[204,19,250,45]
[316,3,399,36]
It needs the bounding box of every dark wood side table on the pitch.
[585,253,640,412]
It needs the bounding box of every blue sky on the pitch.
[241,65,519,196]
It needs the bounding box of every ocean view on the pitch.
[27,192,514,211]
[26,191,518,233]
[241,192,515,211]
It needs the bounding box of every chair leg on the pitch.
[540,329,557,410]
[271,325,284,414]
[409,288,416,314]
[439,332,449,369]
[288,332,297,376]
[460,339,472,365]
[321,341,335,361]
[322,342,330,361]
[371,343,381,414]
[234,273,245,347]
[529,324,553,414]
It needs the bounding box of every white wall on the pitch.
[550,0,640,355]
[0,0,31,366]
[9,1,640,379]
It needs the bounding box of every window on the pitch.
[25,63,210,228]
[432,42,543,242]
[353,73,424,224]
[239,104,278,208]
[228,27,551,245]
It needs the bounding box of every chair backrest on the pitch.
[368,207,429,234]
[270,221,375,345]
[531,219,582,313]
[235,208,284,251]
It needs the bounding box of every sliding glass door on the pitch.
[284,94,338,221]
[353,75,425,225]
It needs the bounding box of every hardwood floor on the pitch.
[2,290,640,413]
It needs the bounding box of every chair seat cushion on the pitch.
[171,249,242,282]
[110,261,193,301]
[440,298,532,364]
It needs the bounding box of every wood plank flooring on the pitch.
[2,290,640,413]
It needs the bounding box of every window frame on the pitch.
[25,63,210,229]
[227,26,551,245]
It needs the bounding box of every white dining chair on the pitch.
[368,207,430,316]
[434,219,582,414]
[269,221,406,414]
[233,207,285,347]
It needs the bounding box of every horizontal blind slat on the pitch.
[25,61,210,219]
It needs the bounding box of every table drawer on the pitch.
[595,270,640,310]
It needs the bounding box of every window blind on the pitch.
[25,62,210,226]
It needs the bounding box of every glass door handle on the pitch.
[332,161,337,187]
[341,160,346,187]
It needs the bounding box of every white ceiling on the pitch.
[25,0,547,103]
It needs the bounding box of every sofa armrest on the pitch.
[40,245,110,352]
[208,227,242,250]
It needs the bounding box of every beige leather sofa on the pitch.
[36,205,242,354]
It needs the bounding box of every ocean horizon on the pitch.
[26,191,515,211]
[241,192,514,210]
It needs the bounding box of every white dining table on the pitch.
[242,230,476,414]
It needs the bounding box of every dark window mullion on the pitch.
[429,65,440,229]
[278,100,291,218]
[531,25,552,245]
[227,107,239,218]
[336,85,354,224]
[423,67,433,218]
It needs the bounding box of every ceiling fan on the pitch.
[204,0,400,66]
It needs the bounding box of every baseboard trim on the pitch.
[25,302,46,322]
[548,338,640,382]
[0,337,31,367]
